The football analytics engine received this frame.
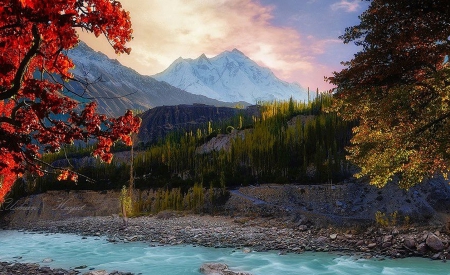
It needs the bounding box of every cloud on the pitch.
[79,0,335,91]
[330,0,360,12]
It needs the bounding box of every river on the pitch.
[0,230,448,275]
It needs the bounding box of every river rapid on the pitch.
[0,230,448,275]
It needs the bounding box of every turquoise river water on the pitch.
[0,230,448,275]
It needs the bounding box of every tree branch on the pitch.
[0,117,20,127]
[0,24,41,100]
[415,112,450,135]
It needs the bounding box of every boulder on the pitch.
[426,233,444,252]
[83,271,108,275]
[200,263,252,275]
[404,237,416,249]
[417,242,428,254]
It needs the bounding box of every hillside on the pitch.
[138,104,260,144]
[24,96,354,194]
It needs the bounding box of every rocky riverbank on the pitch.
[4,214,450,261]
[2,179,450,274]
[0,261,133,275]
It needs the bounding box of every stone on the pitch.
[83,270,108,275]
[330,234,338,240]
[432,253,442,260]
[298,225,308,232]
[417,242,428,254]
[42,258,53,263]
[356,240,365,246]
[367,243,377,249]
[404,237,416,249]
[382,235,393,244]
[199,263,252,275]
[426,233,444,252]
[316,236,328,243]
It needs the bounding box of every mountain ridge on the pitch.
[65,42,245,117]
[153,49,310,104]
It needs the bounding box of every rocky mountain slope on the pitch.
[153,49,309,104]
[137,104,259,144]
[65,42,242,117]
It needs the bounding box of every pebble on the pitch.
[3,214,450,263]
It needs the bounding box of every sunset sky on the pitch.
[80,0,369,91]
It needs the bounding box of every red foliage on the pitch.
[0,0,140,202]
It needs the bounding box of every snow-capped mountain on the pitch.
[153,49,309,104]
[66,42,238,117]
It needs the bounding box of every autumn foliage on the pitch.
[0,0,141,202]
[328,1,450,188]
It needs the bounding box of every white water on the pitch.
[0,230,448,275]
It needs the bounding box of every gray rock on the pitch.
[356,240,365,246]
[382,235,393,243]
[426,233,444,252]
[417,242,428,254]
[316,236,328,243]
[83,270,109,275]
[298,225,308,232]
[200,263,252,275]
[391,228,399,236]
[404,237,416,249]
[432,253,442,260]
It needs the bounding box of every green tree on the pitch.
[328,0,450,188]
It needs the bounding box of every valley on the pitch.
[3,1,450,274]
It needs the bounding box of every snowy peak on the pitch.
[64,42,238,116]
[153,49,308,104]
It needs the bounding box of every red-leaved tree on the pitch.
[0,0,141,202]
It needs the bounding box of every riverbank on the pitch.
[1,179,450,274]
[4,214,449,261]
[0,261,133,275]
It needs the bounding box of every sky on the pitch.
[80,0,369,91]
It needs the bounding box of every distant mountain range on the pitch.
[153,49,309,104]
[66,43,310,117]
[66,42,240,117]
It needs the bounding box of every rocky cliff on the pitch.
[137,104,259,144]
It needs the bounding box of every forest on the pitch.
[7,94,354,201]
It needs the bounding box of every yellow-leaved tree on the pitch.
[328,0,450,189]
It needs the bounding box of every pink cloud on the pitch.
[331,0,360,12]
[80,0,337,91]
